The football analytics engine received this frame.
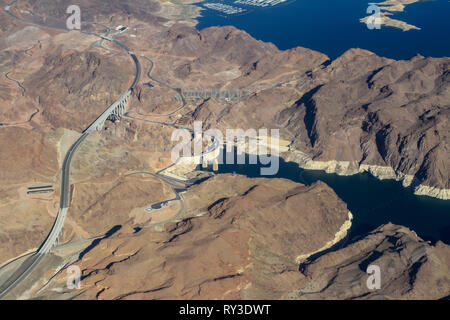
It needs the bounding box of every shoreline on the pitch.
[295,211,353,264]
[283,149,449,201]
[164,140,449,201]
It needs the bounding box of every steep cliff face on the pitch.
[285,223,450,300]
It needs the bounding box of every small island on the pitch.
[360,0,422,31]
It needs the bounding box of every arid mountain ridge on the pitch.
[0,0,448,300]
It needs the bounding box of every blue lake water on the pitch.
[201,150,450,245]
[196,0,450,60]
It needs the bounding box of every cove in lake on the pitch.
[196,0,450,60]
[201,149,450,245]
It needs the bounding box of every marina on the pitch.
[234,0,288,8]
[203,3,246,15]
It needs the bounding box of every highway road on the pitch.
[0,0,141,299]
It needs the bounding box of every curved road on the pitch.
[5,72,25,96]
[125,171,191,228]
[136,56,187,118]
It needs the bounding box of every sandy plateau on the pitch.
[0,0,448,300]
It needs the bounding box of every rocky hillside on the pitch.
[286,223,450,300]
[278,50,449,199]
